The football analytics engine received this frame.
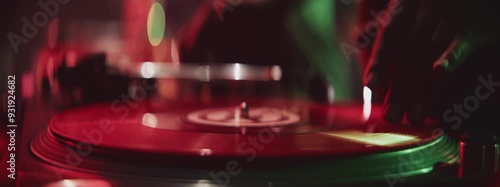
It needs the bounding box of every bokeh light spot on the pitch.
[147,3,165,46]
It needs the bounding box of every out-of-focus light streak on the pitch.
[195,179,213,187]
[327,84,335,105]
[171,38,180,65]
[199,149,212,156]
[270,65,282,81]
[234,63,241,80]
[44,179,112,187]
[140,62,156,78]
[47,18,59,49]
[363,86,372,121]
[65,51,77,68]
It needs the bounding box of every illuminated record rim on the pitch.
[183,106,301,127]
[30,127,459,186]
[29,101,459,185]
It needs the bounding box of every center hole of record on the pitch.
[185,107,301,127]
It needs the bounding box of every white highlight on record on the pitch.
[62,180,76,187]
[199,148,213,156]
[363,86,372,121]
[140,62,156,78]
[327,84,335,105]
[195,179,215,187]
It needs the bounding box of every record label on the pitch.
[185,107,300,127]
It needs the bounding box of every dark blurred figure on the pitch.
[177,0,359,103]
[355,0,390,68]
[364,0,500,133]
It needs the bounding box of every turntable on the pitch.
[3,1,500,186]
[14,58,487,187]
[28,95,459,187]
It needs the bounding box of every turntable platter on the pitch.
[30,99,458,185]
[38,100,441,157]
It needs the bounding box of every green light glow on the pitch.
[322,130,420,146]
[374,135,447,159]
[286,0,351,100]
[147,2,166,46]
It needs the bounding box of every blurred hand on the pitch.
[364,0,499,125]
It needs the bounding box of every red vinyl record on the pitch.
[42,98,442,158]
[30,98,458,185]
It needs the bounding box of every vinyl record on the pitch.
[30,98,458,185]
